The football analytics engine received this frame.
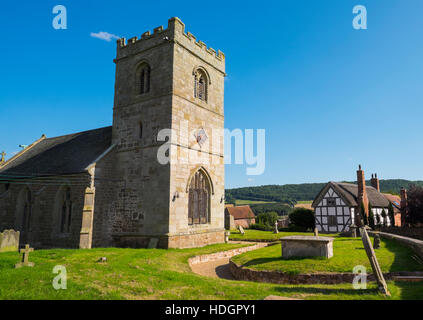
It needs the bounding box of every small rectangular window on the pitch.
[327,198,336,206]
[328,216,337,226]
[139,122,143,139]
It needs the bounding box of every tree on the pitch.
[381,209,387,227]
[289,208,315,231]
[388,203,395,227]
[407,185,423,225]
[256,212,279,227]
[368,203,375,229]
[360,202,369,226]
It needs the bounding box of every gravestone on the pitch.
[274,222,279,234]
[148,237,159,249]
[15,244,34,268]
[314,228,319,237]
[360,228,390,296]
[0,229,20,252]
[238,225,245,235]
[224,231,231,243]
[350,224,357,238]
[373,233,381,249]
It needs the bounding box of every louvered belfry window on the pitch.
[194,69,207,102]
[139,64,151,94]
[188,170,210,225]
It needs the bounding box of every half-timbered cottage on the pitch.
[312,166,400,233]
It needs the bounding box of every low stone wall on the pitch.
[188,243,268,266]
[369,231,423,261]
[380,227,423,241]
[229,260,423,285]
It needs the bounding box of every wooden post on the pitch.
[360,228,390,296]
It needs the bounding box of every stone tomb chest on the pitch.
[281,236,334,259]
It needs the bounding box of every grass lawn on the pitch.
[230,229,315,241]
[232,234,423,274]
[1,242,423,300]
[296,201,313,204]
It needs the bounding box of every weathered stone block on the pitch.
[281,236,334,259]
[0,229,19,252]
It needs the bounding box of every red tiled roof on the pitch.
[225,205,255,220]
[382,193,402,213]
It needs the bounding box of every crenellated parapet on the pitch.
[116,17,225,67]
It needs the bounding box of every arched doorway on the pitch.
[188,169,212,225]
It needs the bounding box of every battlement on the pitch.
[116,17,225,61]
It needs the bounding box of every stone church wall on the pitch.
[0,174,90,248]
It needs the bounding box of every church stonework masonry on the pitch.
[0,17,226,249]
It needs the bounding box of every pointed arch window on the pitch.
[21,188,32,232]
[60,187,72,233]
[194,69,208,102]
[188,169,211,225]
[138,63,151,95]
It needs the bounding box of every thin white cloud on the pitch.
[90,31,120,42]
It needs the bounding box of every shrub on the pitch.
[288,208,315,230]
[360,202,369,226]
[381,209,387,227]
[256,212,279,227]
[407,185,423,225]
[249,223,273,232]
[388,203,395,227]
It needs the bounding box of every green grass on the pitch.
[296,200,313,204]
[234,199,276,205]
[232,235,423,274]
[230,229,315,241]
[1,242,422,300]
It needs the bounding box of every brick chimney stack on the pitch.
[357,165,369,219]
[370,173,380,192]
[400,188,408,226]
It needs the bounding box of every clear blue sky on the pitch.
[1,0,422,188]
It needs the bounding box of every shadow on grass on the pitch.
[392,281,423,300]
[380,237,423,272]
[273,286,379,296]
[241,256,326,268]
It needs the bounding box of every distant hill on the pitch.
[225,179,423,205]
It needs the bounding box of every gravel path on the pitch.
[191,257,235,280]
[190,241,268,280]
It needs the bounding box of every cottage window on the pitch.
[328,216,337,226]
[327,198,336,206]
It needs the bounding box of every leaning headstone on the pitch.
[0,229,20,252]
[373,233,381,249]
[15,244,34,268]
[238,225,245,235]
[274,222,279,234]
[148,237,159,249]
[360,228,390,296]
[314,228,319,237]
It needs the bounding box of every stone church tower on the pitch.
[0,18,225,250]
[110,17,226,248]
